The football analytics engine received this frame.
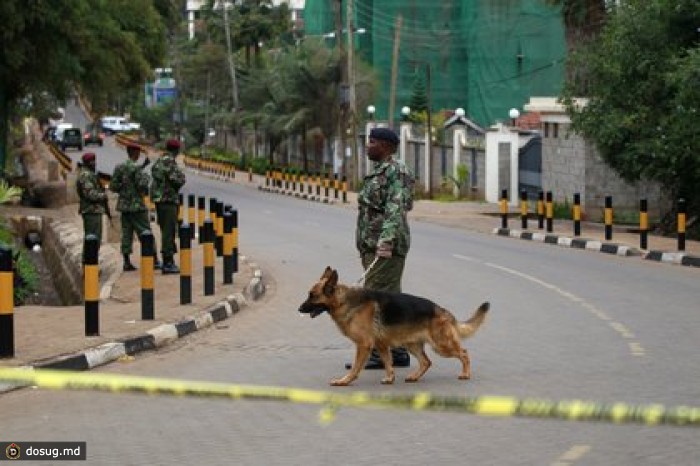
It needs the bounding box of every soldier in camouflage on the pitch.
[110,143,153,271]
[350,127,415,370]
[76,152,107,258]
[151,139,186,274]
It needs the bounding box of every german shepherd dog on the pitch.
[298,266,489,386]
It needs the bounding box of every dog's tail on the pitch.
[457,302,489,338]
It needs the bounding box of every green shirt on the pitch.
[150,154,186,204]
[110,159,150,212]
[77,166,107,215]
[356,158,414,257]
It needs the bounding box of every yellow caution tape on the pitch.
[1,368,699,427]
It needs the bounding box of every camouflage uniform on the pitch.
[76,164,107,256]
[110,159,151,256]
[150,152,186,265]
[356,157,414,292]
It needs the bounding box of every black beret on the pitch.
[369,127,399,145]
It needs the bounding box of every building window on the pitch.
[553,123,559,138]
[544,122,549,138]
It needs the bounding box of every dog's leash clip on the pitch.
[355,256,380,285]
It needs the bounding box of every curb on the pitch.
[494,228,641,257]
[495,227,700,268]
[0,262,266,394]
[643,250,700,268]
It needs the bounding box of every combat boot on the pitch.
[345,348,410,370]
[123,254,137,271]
[161,262,180,275]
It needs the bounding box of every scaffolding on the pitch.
[303,0,566,126]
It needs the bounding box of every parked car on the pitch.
[58,128,83,152]
[100,116,140,135]
[83,125,104,147]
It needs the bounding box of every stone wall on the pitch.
[40,219,83,305]
[542,122,668,221]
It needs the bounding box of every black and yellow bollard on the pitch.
[197,196,206,244]
[307,172,313,197]
[537,191,544,229]
[265,170,270,188]
[334,173,339,200]
[324,171,330,199]
[573,193,581,237]
[140,230,155,320]
[520,190,528,229]
[546,191,553,233]
[0,246,14,358]
[248,167,253,182]
[342,175,348,203]
[678,198,686,251]
[209,197,218,250]
[223,210,234,284]
[83,234,100,336]
[639,198,648,250]
[216,200,224,257]
[203,219,215,296]
[604,195,613,241]
[500,189,508,229]
[179,224,192,305]
[177,193,184,225]
[232,208,239,274]
[188,194,196,228]
[315,171,321,199]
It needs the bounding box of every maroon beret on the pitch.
[81,152,96,163]
[165,139,181,151]
[126,142,141,152]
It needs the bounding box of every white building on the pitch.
[186,1,305,40]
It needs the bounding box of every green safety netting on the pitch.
[303,0,566,127]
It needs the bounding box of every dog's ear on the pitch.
[323,270,338,296]
[321,266,333,280]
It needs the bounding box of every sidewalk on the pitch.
[0,210,264,373]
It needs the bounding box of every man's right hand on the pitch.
[376,242,393,258]
[141,157,151,168]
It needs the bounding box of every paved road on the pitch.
[1,161,698,465]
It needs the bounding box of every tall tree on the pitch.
[0,0,167,177]
[562,0,700,234]
[546,0,608,90]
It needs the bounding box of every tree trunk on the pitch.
[0,84,7,179]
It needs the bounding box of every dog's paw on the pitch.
[380,376,395,385]
[458,373,471,380]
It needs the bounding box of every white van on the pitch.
[100,116,140,134]
[54,123,75,142]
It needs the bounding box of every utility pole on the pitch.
[425,63,433,199]
[222,2,239,111]
[335,0,348,180]
[347,0,358,189]
[222,1,242,161]
[388,15,403,129]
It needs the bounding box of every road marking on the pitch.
[552,444,591,465]
[452,255,646,357]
